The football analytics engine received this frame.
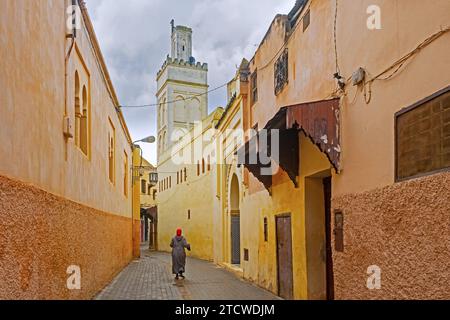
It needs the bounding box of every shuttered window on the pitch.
[396,87,450,181]
[251,71,258,105]
[274,49,288,95]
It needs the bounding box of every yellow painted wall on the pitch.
[214,89,245,265]
[241,134,331,299]
[139,158,157,208]
[157,110,223,261]
[238,0,336,299]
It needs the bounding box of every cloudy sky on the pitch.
[87,0,294,165]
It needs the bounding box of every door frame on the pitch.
[275,213,294,299]
[323,177,335,300]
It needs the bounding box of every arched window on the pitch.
[80,85,88,155]
[189,98,201,124]
[174,96,186,122]
[162,99,167,125]
[74,71,81,147]
[123,152,128,197]
[207,155,211,171]
[108,120,115,184]
[202,158,205,174]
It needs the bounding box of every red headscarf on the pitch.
[176,228,182,237]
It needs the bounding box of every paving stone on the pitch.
[95,247,280,300]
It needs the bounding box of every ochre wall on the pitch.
[334,0,450,195]
[0,0,133,218]
[0,175,132,300]
[332,172,450,300]
[241,0,450,300]
[247,0,335,140]
[330,0,450,299]
[0,1,134,299]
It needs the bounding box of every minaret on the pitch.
[156,20,208,163]
[170,20,193,62]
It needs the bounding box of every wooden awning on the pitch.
[141,206,158,222]
[238,98,341,189]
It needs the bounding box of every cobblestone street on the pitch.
[95,246,280,300]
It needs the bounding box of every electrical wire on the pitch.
[368,26,449,84]
[357,26,450,104]
[333,0,340,74]
[119,82,229,109]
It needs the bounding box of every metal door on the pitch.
[276,215,293,300]
[231,215,241,265]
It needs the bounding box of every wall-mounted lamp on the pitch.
[132,136,156,180]
[133,136,156,145]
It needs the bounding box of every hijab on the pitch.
[176,228,182,237]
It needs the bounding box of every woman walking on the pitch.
[170,228,191,280]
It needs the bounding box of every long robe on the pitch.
[170,236,191,275]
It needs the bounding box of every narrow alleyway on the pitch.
[95,245,280,300]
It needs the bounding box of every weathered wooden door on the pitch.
[231,215,241,265]
[276,215,293,300]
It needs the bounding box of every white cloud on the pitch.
[86,0,294,164]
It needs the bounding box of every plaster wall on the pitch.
[0,0,133,217]
[0,1,134,299]
[0,175,132,300]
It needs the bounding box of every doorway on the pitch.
[305,174,334,300]
[276,214,294,300]
[148,207,158,251]
[229,174,241,265]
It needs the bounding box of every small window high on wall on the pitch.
[124,151,128,197]
[274,49,288,95]
[108,119,116,184]
[396,86,450,181]
[141,179,146,194]
[74,56,90,158]
[251,71,258,105]
[80,85,89,155]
